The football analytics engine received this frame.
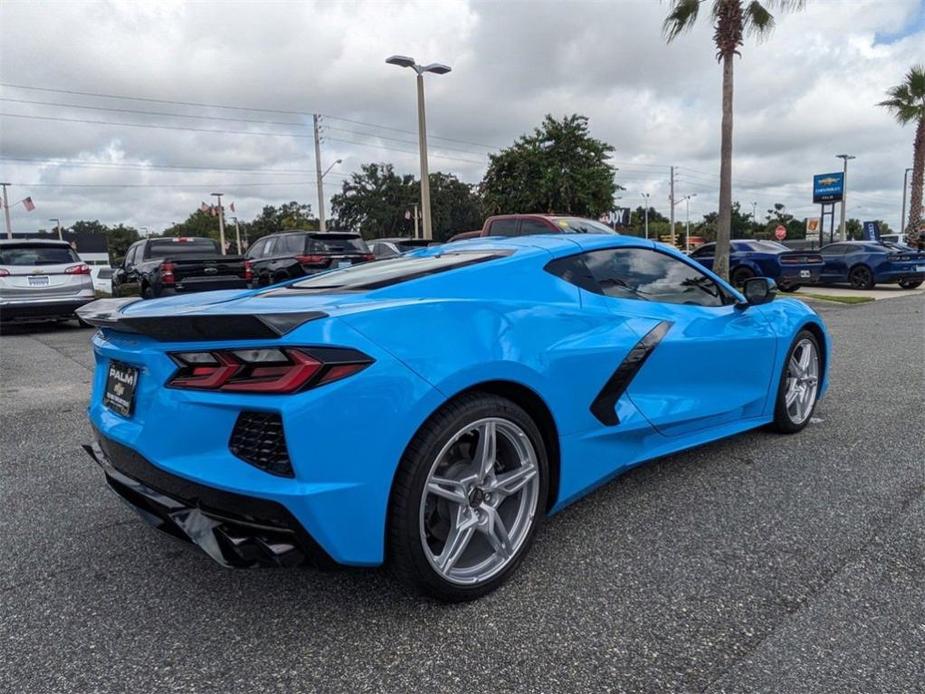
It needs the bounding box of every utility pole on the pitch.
[836,154,855,241]
[232,216,243,254]
[901,167,913,239]
[1,183,12,238]
[669,166,676,247]
[641,192,650,240]
[313,114,327,232]
[211,192,226,255]
[49,218,61,240]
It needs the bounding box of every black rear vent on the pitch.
[229,412,293,477]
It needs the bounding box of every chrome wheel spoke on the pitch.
[789,355,803,378]
[481,506,513,559]
[473,421,497,482]
[427,477,468,506]
[490,463,537,498]
[436,509,477,572]
[785,384,800,408]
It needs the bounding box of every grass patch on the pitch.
[799,293,875,305]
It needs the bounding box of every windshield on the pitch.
[146,239,220,259]
[552,218,618,235]
[288,251,504,292]
[308,235,369,253]
[0,243,81,266]
[744,240,788,253]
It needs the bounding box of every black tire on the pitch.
[898,279,922,289]
[388,392,548,602]
[730,266,755,288]
[771,329,821,434]
[848,265,875,290]
[141,283,155,300]
[779,284,800,293]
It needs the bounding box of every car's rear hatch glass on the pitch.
[0,243,81,267]
[307,234,370,254]
[145,239,220,259]
[280,250,508,293]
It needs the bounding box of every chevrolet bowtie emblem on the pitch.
[818,177,839,185]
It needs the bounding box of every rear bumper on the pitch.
[0,296,94,321]
[163,277,249,294]
[84,434,335,569]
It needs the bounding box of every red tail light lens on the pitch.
[65,263,91,275]
[167,347,372,394]
[244,259,253,281]
[161,261,176,284]
[296,254,327,265]
[0,268,10,277]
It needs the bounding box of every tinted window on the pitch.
[98,267,113,279]
[288,251,505,292]
[278,235,304,254]
[0,243,80,266]
[519,219,552,235]
[821,244,849,255]
[245,238,264,259]
[124,245,137,266]
[487,219,519,236]
[145,239,219,259]
[583,248,725,307]
[691,244,715,257]
[552,218,618,234]
[307,235,369,253]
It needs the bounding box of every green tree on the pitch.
[163,210,221,240]
[879,65,925,241]
[664,0,805,279]
[106,224,140,263]
[764,202,804,239]
[479,114,617,217]
[331,164,483,241]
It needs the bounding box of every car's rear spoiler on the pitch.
[76,298,326,341]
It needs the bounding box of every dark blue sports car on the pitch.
[815,241,925,289]
[78,234,830,601]
[690,240,824,291]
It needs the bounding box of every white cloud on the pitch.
[0,0,921,233]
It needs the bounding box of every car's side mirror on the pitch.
[739,277,778,308]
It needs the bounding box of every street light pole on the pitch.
[836,154,856,241]
[386,55,451,241]
[641,193,650,239]
[901,167,913,239]
[1,183,13,238]
[49,218,61,240]
[211,192,226,255]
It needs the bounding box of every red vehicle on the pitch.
[447,214,617,242]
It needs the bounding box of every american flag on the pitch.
[23,197,35,212]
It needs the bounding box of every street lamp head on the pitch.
[421,63,452,75]
[386,55,416,69]
[836,153,856,160]
[335,158,343,164]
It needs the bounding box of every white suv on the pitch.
[0,239,95,323]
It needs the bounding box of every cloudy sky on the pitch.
[1,0,923,235]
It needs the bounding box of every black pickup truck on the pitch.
[113,237,251,299]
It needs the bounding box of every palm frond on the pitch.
[744,1,775,36]
[879,65,925,125]
[906,64,925,99]
[663,0,703,42]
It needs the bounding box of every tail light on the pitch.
[244,259,253,282]
[780,254,822,265]
[65,263,91,275]
[161,261,176,284]
[0,269,9,277]
[167,347,373,394]
[295,254,327,266]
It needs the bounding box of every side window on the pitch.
[821,244,847,255]
[691,244,714,258]
[282,235,304,254]
[262,237,278,257]
[487,219,519,236]
[584,248,726,307]
[125,244,138,267]
[519,219,550,236]
[246,239,264,259]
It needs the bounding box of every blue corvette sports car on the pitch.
[79,234,830,601]
[690,240,824,291]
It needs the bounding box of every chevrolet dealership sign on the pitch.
[813,172,844,204]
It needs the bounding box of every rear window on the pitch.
[287,251,506,292]
[307,235,369,254]
[740,241,787,253]
[0,243,80,266]
[551,218,618,235]
[146,238,219,259]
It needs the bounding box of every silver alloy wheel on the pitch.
[419,417,540,585]
[785,338,819,424]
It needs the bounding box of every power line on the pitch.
[8,180,317,188]
[0,156,327,175]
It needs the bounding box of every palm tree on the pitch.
[879,65,925,243]
[663,0,803,281]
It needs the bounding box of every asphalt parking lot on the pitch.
[1,295,923,694]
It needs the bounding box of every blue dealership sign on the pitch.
[813,172,844,204]
[862,221,880,241]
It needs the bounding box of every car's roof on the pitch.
[267,229,360,237]
[0,238,72,247]
[439,233,658,257]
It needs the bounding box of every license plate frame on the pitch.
[104,360,139,418]
[27,275,50,287]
